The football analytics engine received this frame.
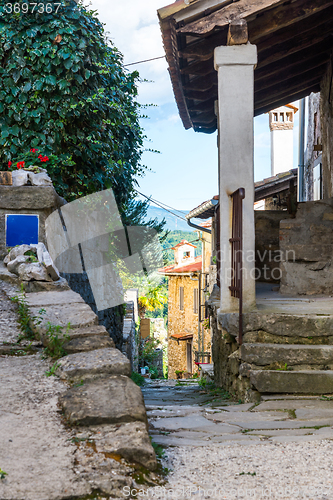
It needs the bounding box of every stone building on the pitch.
[158,0,333,399]
[160,239,211,379]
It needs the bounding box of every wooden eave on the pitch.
[158,0,333,133]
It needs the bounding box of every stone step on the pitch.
[59,375,148,427]
[240,343,333,369]
[56,347,131,383]
[63,335,115,355]
[250,369,333,394]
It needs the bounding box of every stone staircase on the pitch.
[240,343,333,394]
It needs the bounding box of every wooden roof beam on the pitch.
[254,85,321,116]
[184,88,217,101]
[257,23,333,70]
[255,75,322,109]
[255,57,329,93]
[180,57,214,76]
[183,73,218,92]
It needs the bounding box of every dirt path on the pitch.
[143,380,333,500]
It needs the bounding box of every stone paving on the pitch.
[142,380,333,499]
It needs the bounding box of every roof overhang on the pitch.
[158,0,333,133]
[186,197,218,219]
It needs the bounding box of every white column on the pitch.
[214,44,257,313]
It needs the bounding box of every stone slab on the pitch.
[31,303,98,333]
[254,400,333,412]
[66,325,110,340]
[250,369,333,394]
[26,290,85,307]
[231,419,333,430]
[295,408,333,420]
[63,335,115,355]
[56,347,131,382]
[0,185,64,210]
[205,410,289,424]
[91,422,157,471]
[59,376,147,427]
[241,343,333,366]
[23,277,70,293]
[150,415,239,433]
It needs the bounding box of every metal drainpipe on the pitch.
[298,98,306,202]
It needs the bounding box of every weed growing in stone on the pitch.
[0,469,7,480]
[239,471,256,476]
[11,284,45,341]
[321,395,333,401]
[131,372,145,386]
[43,322,71,359]
[150,438,165,459]
[45,361,61,377]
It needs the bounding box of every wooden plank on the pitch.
[227,18,248,46]
[191,111,216,124]
[188,98,217,113]
[257,23,333,70]
[180,57,214,76]
[255,39,332,82]
[254,84,321,117]
[140,318,150,339]
[179,32,227,61]
[255,79,321,110]
[255,54,329,93]
[249,0,333,43]
[253,5,333,54]
[0,172,12,185]
[184,88,217,101]
[178,0,284,36]
[193,123,217,134]
[183,73,218,92]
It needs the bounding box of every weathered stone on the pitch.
[31,302,98,334]
[243,330,333,345]
[42,250,60,280]
[59,376,147,426]
[11,170,29,186]
[241,343,333,367]
[63,335,115,354]
[56,347,130,382]
[0,261,19,285]
[250,369,333,394]
[9,244,34,262]
[7,255,30,274]
[32,242,47,263]
[66,325,111,341]
[28,171,53,186]
[0,186,65,210]
[18,262,52,282]
[23,277,70,293]
[3,254,10,265]
[0,171,12,185]
[25,290,85,308]
[94,422,157,470]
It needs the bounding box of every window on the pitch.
[184,251,190,258]
[179,286,184,310]
[193,288,199,314]
[279,113,284,122]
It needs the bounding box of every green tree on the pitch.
[0,0,161,228]
[138,283,167,319]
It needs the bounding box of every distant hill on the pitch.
[146,205,204,232]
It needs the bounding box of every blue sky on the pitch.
[90,0,300,211]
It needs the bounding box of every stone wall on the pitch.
[305,92,321,201]
[279,199,333,295]
[320,61,333,199]
[0,186,65,259]
[122,302,138,372]
[255,210,292,283]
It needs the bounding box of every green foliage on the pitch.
[11,285,45,340]
[130,371,145,387]
[150,438,165,459]
[149,366,159,379]
[43,322,70,359]
[45,361,61,376]
[138,283,167,319]
[0,468,7,480]
[161,230,201,264]
[140,336,161,365]
[0,0,164,230]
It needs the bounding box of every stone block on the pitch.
[23,277,70,293]
[12,170,29,186]
[0,186,65,210]
[0,171,12,185]
[59,376,147,426]
[93,422,157,470]
[66,325,111,341]
[25,289,85,307]
[28,171,52,186]
[63,335,115,354]
[42,250,60,280]
[18,262,52,282]
[56,347,131,382]
[9,244,33,261]
[250,369,333,394]
[31,302,98,334]
[241,343,333,367]
[7,255,30,274]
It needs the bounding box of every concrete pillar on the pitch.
[214,44,257,313]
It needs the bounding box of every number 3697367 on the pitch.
[4,3,62,14]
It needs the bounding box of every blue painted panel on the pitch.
[6,214,39,247]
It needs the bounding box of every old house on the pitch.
[158,0,333,399]
[160,238,211,378]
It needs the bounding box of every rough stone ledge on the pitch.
[56,347,131,383]
[59,375,148,428]
[241,343,333,366]
[219,311,333,338]
[63,335,115,355]
[250,369,333,394]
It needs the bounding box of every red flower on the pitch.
[8,161,12,169]
[17,161,25,169]
[30,148,38,153]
